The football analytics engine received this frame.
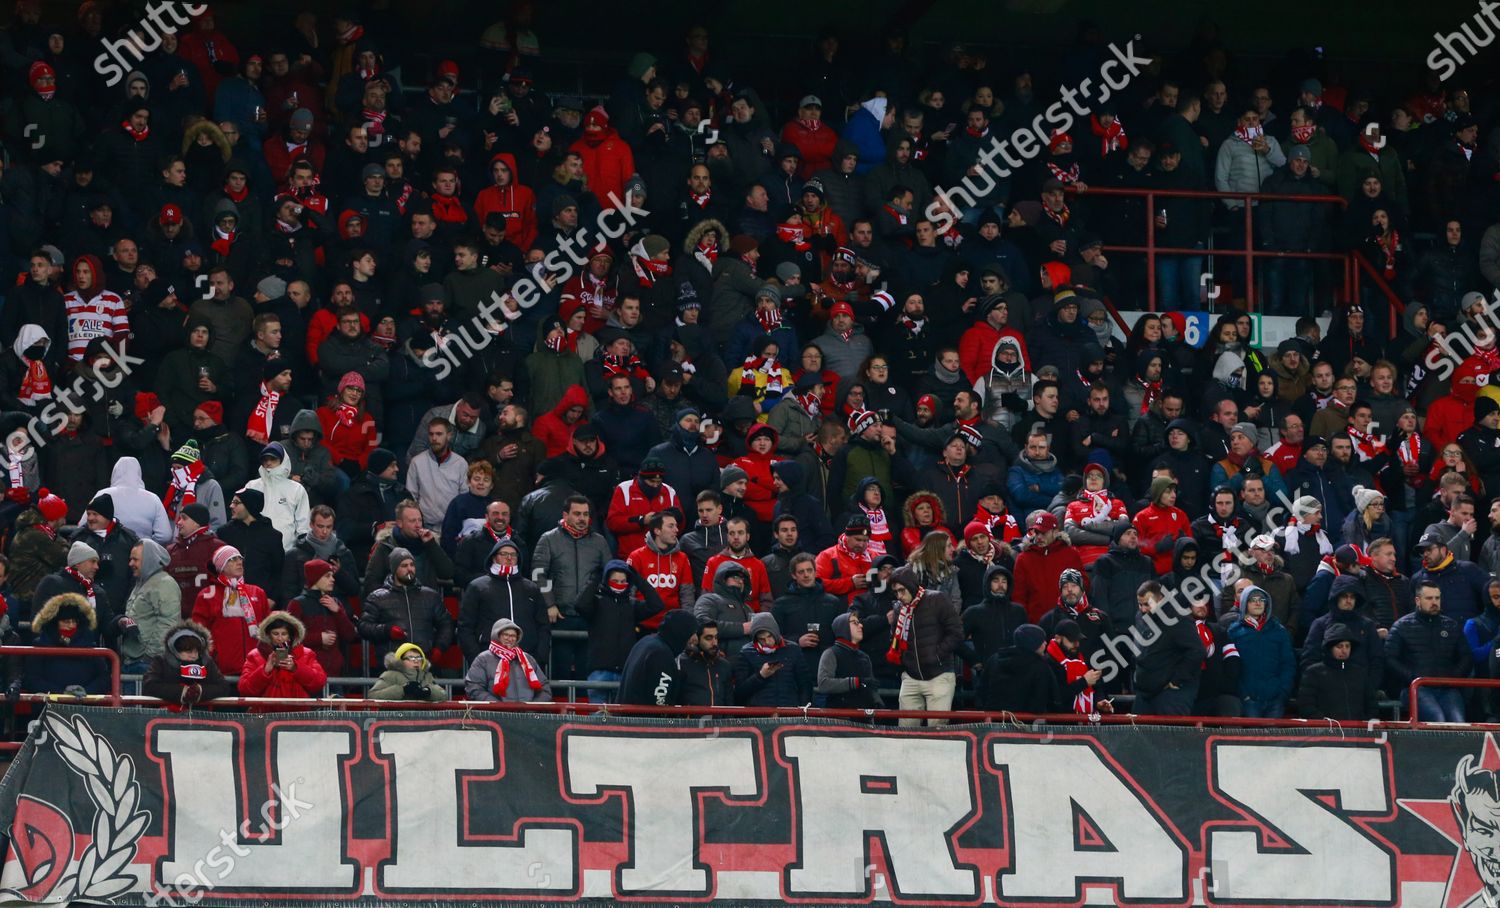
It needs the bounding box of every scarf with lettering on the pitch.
[1397,433,1425,486]
[1046,639,1094,713]
[362,107,387,135]
[18,355,51,406]
[1089,114,1127,156]
[64,566,95,609]
[8,448,26,490]
[693,236,719,271]
[334,403,359,429]
[886,587,924,665]
[860,504,891,557]
[602,354,649,381]
[165,460,204,517]
[835,532,872,569]
[797,390,821,419]
[689,190,711,209]
[1474,344,1500,374]
[490,639,543,694]
[1292,124,1316,145]
[1235,124,1264,144]
[489,562,518,578]
[1346,426,1386,461]
[544,328,578,353]
[1079,487,1113,519]
[775,223,811,252]
[632,251,671,284]
[247,382,281,444]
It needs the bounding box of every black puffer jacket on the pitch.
[358,576,453,660]
[576,560,663,673]
[731,612,812,706]
[961,564,1028,666]
[457,549,549,663]
[1299,574,1385,688]
[1385,608,1471,683]
[894,585,963,681]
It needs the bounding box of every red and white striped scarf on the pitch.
[886,587,923,665]
[246,383,281,444]
[489,640,543,695]
[18,357,51,406]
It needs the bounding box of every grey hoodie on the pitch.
[91,457,173,544]
[124,539,182,662]
[693,562,754,644]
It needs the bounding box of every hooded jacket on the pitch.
[731,611,813,706]
[122,539,181,663]
[624,530,696,625]
[1297,623,1378,720]
[619,608,700,705]
[535,385,591,459]
[457,540,550,663]
[191,565,270,676]
[961,564,1028,665]
[473,153,539,250]
[23,593,109,694]
[237,612,328,698]
[1426,357,1486,451]
[370,643,450,701]
[1227,586,1295,704]
[141,621,237,704]
[1087,537,1155,628]
[246,443,311,549]
[577,560,665,673]
[692,561,757,648]
[464,618,553,703]
[284,409,340,502]
[1300,574,1385,686]
[92,457,173,544]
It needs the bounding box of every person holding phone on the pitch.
[731,612,811,706]
[237,611,328,698]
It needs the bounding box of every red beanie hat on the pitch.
[194,400,224,425]
[303,558,335,589]
[28,61,53,91]
[36,488,67,522]
[963,520,991,540]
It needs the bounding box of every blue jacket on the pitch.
[1413,556,1491,623]
[1007,455,1063,515]
[1463,607,1500,676]
[1284,458,1354,543]
[1228,612,1295,702]
[725,319,799,371]
[842,101,888,175]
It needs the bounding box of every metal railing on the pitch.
[1074,184,1351,312]
[1351,247,1409,339]
[1406,676,1500,727]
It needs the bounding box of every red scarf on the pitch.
[165,460,204,517]
[489,640,543,694]
[1346,426,1385,461]
[633,255,670,284]
[1359,133,1382,156]
[689,191,711,209]
[775,223,811,252]
[1397,434,1425,486]
[543,329,577,353]
[860,505,890,557]
[123,120,150,142]
[1136,377,1162,415]
[1043,204,1070,228]
[430,193,468,224]
[211,228,236,257]
[1378,229,1401,279]
[1234,124,1264,144]
[1474,345,1500,374]
[65,567,95,608]
[756,307,783,331]
[964,125,988,139]
[247,383,281,444]
[694,236,718,268]
[335,403,359,428]
[363,107,387,134]
[1045,161,1081,184]
[797,390,821,419]
[558,517,588,539]
[603,354,648,381]
[223,183,249,203]
[1046,639,1094,713]
[18,357,51,406]
[1088,114,1127,156]
[887,588,924,665]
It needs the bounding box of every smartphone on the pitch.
[806,623,821,637]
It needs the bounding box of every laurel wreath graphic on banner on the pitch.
[42,711,150,901]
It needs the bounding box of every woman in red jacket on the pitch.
[190,546,269,676]
[316,372,379,471]
[901,491,956,557]
[733,424,780,523]
[473,152,538,250]
[238,612,328,698]
[1132,476,1192,575]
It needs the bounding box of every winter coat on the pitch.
[1214,134,1285,201]
[732,612,813,706]
[458,551,550,663]
[358,575,453,660]
[534,385,591,458]
[281,532,361,604]
[1088,542,1155,628]
[619,610,701,705]
[63,522,139,622]
[288,588,359,677]
[894,588,963,680]
[1228,612,1295,704]
[1296,623,1378,720]
[1011,538,1085,623]
[1300,575,1386,686]
[7,512,67,601]
[961,565,1028,665]
[646,431,721,502]
[370,647,450,701]
[1413,555,1491,623]
[606,476,682,557]
[246,448,311,549]
[1007,453,1063,516]
[980,645,1064,712]
[217,517,286,600]
[577,561,664,672]
[316,402,380,470]
[166,528,226,613]
[464,625,552,703]
[694,561,757,649]
[141,620,237,703]
[22,593,109,694]
[771,580,846,674]
[191,577,270,676]
[122,540,181,664]
[237,613,328,698]
[1386,608,1472,683]
[1132,604,1206,697]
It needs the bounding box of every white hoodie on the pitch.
[246,447,309,550]
[88,457,174,544]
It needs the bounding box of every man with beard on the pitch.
[454,501,513,586]
[358,547,453,661]
[625,508,697,631]
[771,554,845,677]
[553,425,618,520]
[1190,592,1243,716]
[1012,512,1085,622]
[362,501,453,597]
[703,517,774,612]
[961,563,1027,670]
[1446,748,1500,904]
[1088,525,1155,632]
[1045,619,1108,714]
[1039,568,1114,667]
[879,291,936,388]
[482,404,546,513]
[1192,486,1249,582]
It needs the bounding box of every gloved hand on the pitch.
[403,681,423,699]
[389,625,406,641]
[116,616,139,638]
[418,685,431,698]
[107,399,124,418]
[6,679,21,702]
[63,685,87,699]
[1155,534,1175,554]
[181,683,203,706]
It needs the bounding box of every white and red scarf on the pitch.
[1282,518,1331,557]
[886,587,923,665]
[489,640,543,695]
[246,383,281,444]
[64,566,95,609]
[1346,426,1386,462]
[165,460,204,516]
[860,504,890,557]
[1089,114,1127,156]
[18,356,51,406]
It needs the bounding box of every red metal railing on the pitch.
[0,645,122,753]
[1351,247,1409,339]
[1074,185,1350,312]
[1406,676,1500,727]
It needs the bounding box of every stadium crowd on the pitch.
[1,3,1500,724]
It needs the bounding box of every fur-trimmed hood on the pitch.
[257,610,306,646]
[33,592,97,630]
[164,620,213,654]
[902,490,947,529]
[683,218,728,255]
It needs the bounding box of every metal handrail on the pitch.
[1351,247,1409,339]
[1074,184,1350,311]
[0,646,121,707]
[1406,676,1500,727]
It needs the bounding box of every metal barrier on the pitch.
[1351,247,1409,339]
[0,645,121,754]
[1074,184,1350,311]
[1406,676,1500,727]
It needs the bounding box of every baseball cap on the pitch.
[159,203,184,225]
[798,94,822,108]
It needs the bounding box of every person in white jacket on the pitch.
[245,442,309,551]
[85,457,173,544]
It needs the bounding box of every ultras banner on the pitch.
[1,707,1500,907]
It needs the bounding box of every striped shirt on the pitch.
[63,289,129,361]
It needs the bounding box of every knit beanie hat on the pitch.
[67,541,98,567]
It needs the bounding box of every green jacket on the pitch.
[370,650,450,700]
[1289,131,1340,191]
[8,512,67,600]
[841,442,893,502]
[1337,146,1408,211]
[524,321,587,417]
[123,540,182,663]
